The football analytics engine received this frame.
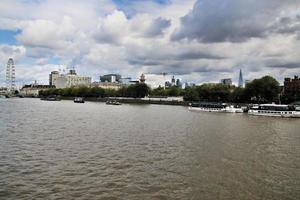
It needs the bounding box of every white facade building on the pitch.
[49,70,91,89]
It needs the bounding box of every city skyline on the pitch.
[1,0,300,87]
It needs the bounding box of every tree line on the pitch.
[39,76,299,103]
[39,83,150,98]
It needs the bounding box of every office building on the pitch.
[100,74,121,83]
[49,70,91,89]
[220,78,232,86]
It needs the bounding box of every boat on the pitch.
[248,104,300,118]
[106,100,122,105]
[225,105,244,113]
[74,97,85,103]
[0,95,6,99]
[188,102,227,112]
[188,102,244,113]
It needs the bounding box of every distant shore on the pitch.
[59,96,190,106]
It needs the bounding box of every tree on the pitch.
[244,76,279,103]
[184,87,199,101]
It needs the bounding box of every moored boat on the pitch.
[248,104,300,118]
[188,102,227,112]
[106,100,121,105]
[188,102,244,113]
[74,97,85,103]
[225,105,244,113]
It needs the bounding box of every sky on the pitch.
[0,0,300,87]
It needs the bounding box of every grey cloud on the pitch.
[271,15,300,35]
[144,17,171,37]
[0,45,21,54]
[176,51,225,60]
[128,58,161,66]
[268,62,300,69]
[144,61,234,76]
[171,0,300,43]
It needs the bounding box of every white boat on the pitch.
[248,104,300,118]
[74,97,85,103]
[188,103,243,113]
[225,105,244,113]
[0,95,6,99]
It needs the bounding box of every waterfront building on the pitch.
[284,76,300,94]
[91,82,123,90]
[49,70,91,89]
[0,87,8,95]
[238,69,244,87]
[220,78,232,86]
[49,71,60,86]
[100,74,121,83]
[20,84,55,97]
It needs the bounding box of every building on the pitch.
[171,76,176,86]
[220,78,232,86]
[100,74,121,83]
[92,82,123,90]
[176,79,182,88]
[238,69,244,87]
[20,84,55,97]
[284,76,300,94]
[0,87,8,95]
[165,76,182,88]
[140,74,146,83]
[245,79,251,85]
[120,77,132,84]
[49,70,91,89]
[49,71,60,86]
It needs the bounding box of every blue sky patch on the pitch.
[0,30,20,45]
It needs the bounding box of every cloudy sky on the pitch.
[0,0,300,87]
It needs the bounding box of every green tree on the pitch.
[244,76,279,103]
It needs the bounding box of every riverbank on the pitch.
[59,96,190,106]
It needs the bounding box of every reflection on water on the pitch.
[0,98,299,200]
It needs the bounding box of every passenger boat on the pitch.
[74,97,85,103]
[188,102,227,112]
[188,102,244,113]
[106,100,121,105]
[248,104,300,118]
[225,105,244,113]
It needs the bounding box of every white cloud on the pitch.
[0,0,299,87]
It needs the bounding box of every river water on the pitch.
[0,98,299,200]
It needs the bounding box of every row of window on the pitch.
[257,111,292,114]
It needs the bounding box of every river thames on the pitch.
[0,98,299,200]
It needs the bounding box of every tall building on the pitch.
[220,78,232,86]
[176,79,182,88]
[238,69,244,87]
[49,70,91,89]
[171,76,176,86]
[49,71,60,86]
[6,58,16,91]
